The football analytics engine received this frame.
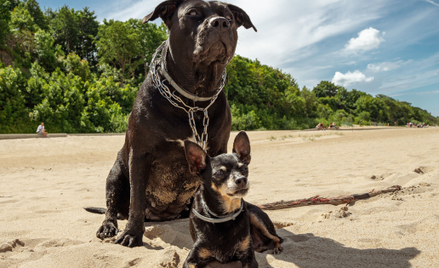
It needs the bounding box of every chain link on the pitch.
[149,41,227,152]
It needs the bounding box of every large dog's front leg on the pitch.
[115,148,148,247]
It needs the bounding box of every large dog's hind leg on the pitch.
[97,150,130,239]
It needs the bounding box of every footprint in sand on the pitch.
[0,239,25,253]
[321,205,352,220]
[158,247,181,268]
[413,166,435,174]
[370,173,393,181]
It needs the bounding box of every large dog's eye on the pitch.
[189,10,198,16]
[225,14,232,21]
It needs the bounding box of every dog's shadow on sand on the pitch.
[144,220,420,268]
[262,228,420,268]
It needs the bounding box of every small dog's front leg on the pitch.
[183,241,214,268]
[240,246,258,268]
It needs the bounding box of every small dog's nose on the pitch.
[235,177,247,186]
[209,17,230,31]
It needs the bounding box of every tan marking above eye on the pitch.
[215,166,227,174]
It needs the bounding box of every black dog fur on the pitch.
[183,131,283,268]
[88,0,257,247]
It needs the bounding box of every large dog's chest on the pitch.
[143,145,200,220]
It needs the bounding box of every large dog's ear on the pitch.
[184,140,208,175]
[227,4,257,32]
[233,131,251,164]
[142,0,184,25]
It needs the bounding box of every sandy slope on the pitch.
[0,128,438,268]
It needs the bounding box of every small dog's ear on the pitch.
[142,0,184,25]
[184,140,207,174]
[233,131,251,164]
[227,4,257,32]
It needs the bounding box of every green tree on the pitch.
[312,81,340,98]
[0,66,32,133]
[33,29,60,72]
[0,0,11,51]
[125,19,167,78]
[95,19,142,85]
[300,86,318,117]
[76,7,98,66]
[23,0,48,31]
[8,3,40,66]
[48,5,78,54]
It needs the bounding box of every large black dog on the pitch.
[89,0,257,247]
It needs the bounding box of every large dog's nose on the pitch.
[209,17,230,31]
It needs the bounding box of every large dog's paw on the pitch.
[114,230,143,247]
[96,221,119,239]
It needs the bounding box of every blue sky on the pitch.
[38,0,439,116]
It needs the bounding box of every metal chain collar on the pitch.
[149,41,227,152]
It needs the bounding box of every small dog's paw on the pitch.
[96,222,119,239]
[273,245,283,255]
[114,230,143,247]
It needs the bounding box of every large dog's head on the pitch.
[144,0,256,92]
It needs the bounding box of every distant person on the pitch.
[329,122,339,130]
[36,122,48,137]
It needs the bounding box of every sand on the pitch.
[0,127,438,268]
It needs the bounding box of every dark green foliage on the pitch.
[0,0,12,49]
[0,0,437,134]
[312,81,341,98]
[95,19,167,86]
[47,5,78,54]
[22,0,48,31]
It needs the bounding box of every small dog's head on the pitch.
[143,0,256,67]
[184,131,251,209]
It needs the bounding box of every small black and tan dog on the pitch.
[183,131,283,268]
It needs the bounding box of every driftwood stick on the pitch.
[258,185,402,210]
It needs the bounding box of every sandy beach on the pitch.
[1,127,438,268]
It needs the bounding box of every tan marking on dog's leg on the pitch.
[198,248,212,259]
[250,214,281,244]
[239,235,251,251]
[189,264,196,268]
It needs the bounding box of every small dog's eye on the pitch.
[189,10,198,16]
[216,170,225,176]
[225,14,232,20]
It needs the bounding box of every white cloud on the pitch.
[332,70,374,87]
[367,60,409,72]
[425,0,439,7]
[344,27,385,53]
[392,90,439,97]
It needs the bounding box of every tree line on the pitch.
[1,0,437,134]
